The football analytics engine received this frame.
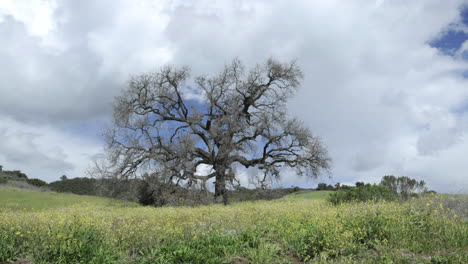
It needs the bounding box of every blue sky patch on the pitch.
[453,101,468,115]
[430,30,468,55]
[461,5,468,26]
[429,6,468,56]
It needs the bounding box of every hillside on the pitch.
[0,167,28,182]
[0,188,137,211]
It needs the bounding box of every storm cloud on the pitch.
[0,0,467,192]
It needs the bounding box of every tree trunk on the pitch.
[214,173,228,205]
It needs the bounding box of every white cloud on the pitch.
[0,0,56,37]
[0,117,101,182]
[0,0,467,192]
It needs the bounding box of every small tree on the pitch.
[316,183,334,191]
[329,184,396,205]
[334,182,341,190]
[380,175,397,194]
[380,175,427,199]
[355,181,365,187]
[95,58,331,204]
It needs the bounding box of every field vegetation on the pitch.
[0,188,466,264]
[284,190,334,200]
[0,188,137,211]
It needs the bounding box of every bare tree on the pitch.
[96,58,331,204]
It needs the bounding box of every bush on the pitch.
[316,183,335,191]
[0,170,28,181]
[0,177,7,184]
[329,184,396,205]
[49,177,98,195]
[26,178,47,187]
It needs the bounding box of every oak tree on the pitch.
[97,59,331,204]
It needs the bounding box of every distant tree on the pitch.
[94,58,331,204]
[316,183,334,191]
[380,175,398,194]
[26,178,47,187]
[49,177,98,195]
[380,175,427,199]
[0,170,28,181]
[291,186,301,192]
[316,183,327,190]
[329,184,396,205]
[340,184,351,190]
[355,182,365,187]
[60,175,68,181]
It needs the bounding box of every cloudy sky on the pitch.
[0,0,467,193]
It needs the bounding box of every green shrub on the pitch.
[0,177,7,184]
[316,183,335,191]
[329,184,396,205]
[49,177,99,195]
[26,178,47,187]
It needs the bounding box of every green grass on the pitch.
[0,188,466,264]
[285,190,334,200]
[0,188,137,211]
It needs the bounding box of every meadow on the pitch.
[0,188,137,211]
[283,190,334,200]
[0,188,467,264]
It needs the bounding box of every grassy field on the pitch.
[0,188,467,264]
[0,188,137,211]
[284,190,334,200]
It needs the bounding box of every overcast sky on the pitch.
[0,0,467,193]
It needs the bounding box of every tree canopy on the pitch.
[95,58,331,204]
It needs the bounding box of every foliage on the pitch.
[227,187,297,203]
[49,177,99,196]
[329,176,429,205]
[43,175,302,207]
[137,179,300,207]
[26,178,47,187]
[0,169,28,181]
[95,58,331,204]
[355,181,365,187]
[286,190,334,200]
[381,175,427,199]
[0,188,137,211]
[316,183,351,191]
[137,178,212,207]
[0,166,49,190]
[328,184,396,205]
[316,183,335,191]
[0,177,7,184]
[0,189,466,263]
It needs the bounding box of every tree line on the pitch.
[328,175,432,205]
